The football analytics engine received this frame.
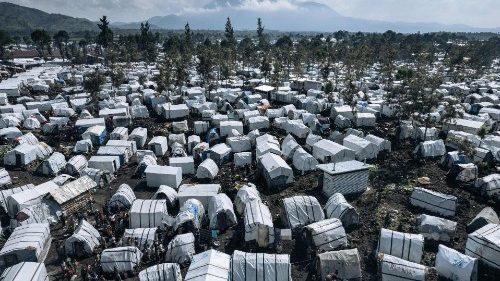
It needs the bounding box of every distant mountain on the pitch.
[148,0,499,33]
[111,22,162,30]
[0,2,98,33]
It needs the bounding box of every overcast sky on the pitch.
[9,0,500,28]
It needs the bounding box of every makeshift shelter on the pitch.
[44,176,96,216]
[377,228,424,264]
[316,249,362,281]
[145,165,182,189]
[0,183,35,213]
[258,152,294,188]
[169,156,195,175]
[243,200,274,248]
[281,196,324,230]
[64,219,101,258]
[324,193,359,229]
[173,199,205,232]
[138,263,182,281]
[122,228,157,251]
[234,183,260,214]
[379,254,429,281]
[3,143,38,166]
[82,125,107,145]
[281,134,300,160]
[165,233,195,264]
[110,127,128,140]
[208,194,237,232]
[410,187,457,217]
[97,146,130,165]
[465,223,500,270]
[355,112,376,127]
[185,250,230,281]
[38,152,66,176]
[229,250,291,281]
[304,218,347,252]
[317,160,371,197]
[109,184,136,211]
[5,181,58,217]
[234,152,252,167]
[418,214,457,242]
[435,244,478,281]
[209,143,232,165]
[177,184,220,207]
[312,140,355,163]
[73,139,93,154]
[364,134,391,153]
[414,140,446,158]
[101,246,142,273]
[135,155,157,177]
[82,168,114,188]
[343,134,379,160]
[196,158,219,180]
[292,147,318,173]
[474,174,500,198]
[148,136,169,157]
[129,199,169,229]
[88,156,120,173]
[0,262,48,281]
[467,207,499,233]
[65,155,88,176]
[152,185,178,210]
[129,127,148,148]
[0,223,51,269]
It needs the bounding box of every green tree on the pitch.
[0,30,11,61]
[96,16,113,65]
[30,29,51,58]
[53,30,69,61]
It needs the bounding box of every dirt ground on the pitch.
[1,115,499,281]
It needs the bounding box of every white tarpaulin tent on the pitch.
[312,139,355,163]
[0,183,35,213]
[317,160,371,197]
[377,228,424,264]
[152,185,178,210]
[185,249,230,281]
[474,174,500,198]
[436,244,478,281]
[379,254,429,281]
[0,262,48,281]
[258,152,294,188]
[129,199,169,229]
[324,193,359,229]
[281,196,324,230]
[234,183,260,214]
[304,218,347,252]
[365,134,391,152]
[414,140,446,158]
[138,263,182,281]
[410,187,457,217]
[101,246,143,273]
[208,193,237,231]
[229,250,291,281]
[244,200,274,248]
[418,214,457,242]
[165,233,195,265]
[281,134,300,160]
[196,158,219,180]
[292,147,318,173]
[343,134,379,160]
[64,219,101,258]
[0,223,51,270]
[122,228,157,252]
[173,199,205,232]
[109,184,136,210]
[316,249,362,281]
[465,223,500,270]
[65,155,88,176]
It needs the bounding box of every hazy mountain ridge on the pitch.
[0,2,98,33]
[0,1,499,34]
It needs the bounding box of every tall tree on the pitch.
[53,30,69,61]
[0,30,11,61]
[96,16,113,65]
[30,29,50,58]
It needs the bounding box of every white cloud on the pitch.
[236,0,298,11]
